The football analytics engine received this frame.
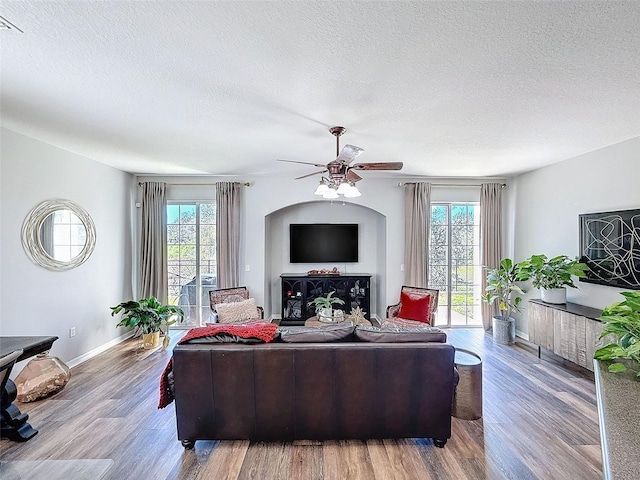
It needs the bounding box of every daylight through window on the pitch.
[167,203,216,327]
[429,204,482,327]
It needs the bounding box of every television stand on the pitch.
[280,274,371,326]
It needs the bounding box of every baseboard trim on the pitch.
[516,329,529,341]
[67,331,134,369]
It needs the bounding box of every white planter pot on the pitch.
[317,307,334,323]
[541,287,566,304]
[492,316,515,345]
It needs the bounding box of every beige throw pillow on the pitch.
[215,298,259,324]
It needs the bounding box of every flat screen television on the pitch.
[289,223,358,263]
[579,208,640,290]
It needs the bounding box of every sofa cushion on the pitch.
[381,317,431,329]
[187,335,265,344]
[215,297,260,324]
[354,325,446,343]
[397,290,432,323]
[210,287,250,306]
[279,322,355,343]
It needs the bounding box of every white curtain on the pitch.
[139,182,168,302]
[404,182,431,287]
[480,183,503,330]
[216,182,241,288]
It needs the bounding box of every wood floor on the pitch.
[1,329,602,480]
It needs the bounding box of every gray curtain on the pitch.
[404,182,431,287]
[139,182,168,302]
[216,182,241,288]
[480,183,503,330]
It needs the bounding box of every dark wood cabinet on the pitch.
[280,274,371,326]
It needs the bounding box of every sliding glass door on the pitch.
[167,203,216,327]
[429,204,482,327]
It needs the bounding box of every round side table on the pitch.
[453,348,483,420]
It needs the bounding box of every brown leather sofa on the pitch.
[173,337,457,449]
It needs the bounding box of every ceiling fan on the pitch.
[277,126,403,198]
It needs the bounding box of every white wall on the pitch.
[138,175,508,321]
[1,129,134,370]
[265,201,385,317]
[6,127,636,363]
[138,175,412,318]
[513,136,640,334]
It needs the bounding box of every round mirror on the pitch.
[22,199,96,271]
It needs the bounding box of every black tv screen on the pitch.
[290,224,358,263]
[579,208,640,290]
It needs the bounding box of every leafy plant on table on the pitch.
[593,291,640,377]
[308,291,345,311]
[518,254,589,289]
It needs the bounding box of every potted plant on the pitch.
[111,297,184,349]
[593,291,640,377]
[518,254,589,304]
[308,291,345,323]
[482,258,530,344]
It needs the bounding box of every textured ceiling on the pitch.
[2,1,639,178]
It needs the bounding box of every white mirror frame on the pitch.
[21,199,96,271]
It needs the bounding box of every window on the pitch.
[167,203,216,327]
[50,210,86,261]
[429,204,482,327]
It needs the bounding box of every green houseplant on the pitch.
[518,254,589,304]
[111,297,184,349]
[482,258,530,344]
[593,291,640,377]
[308,291,345,323]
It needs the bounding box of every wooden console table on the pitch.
[527,300,603,371]
[1,335,58,441]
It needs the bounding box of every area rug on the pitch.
[0,459,114,480]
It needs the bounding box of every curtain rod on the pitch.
[137,182,251,187]
[398,182,506,188]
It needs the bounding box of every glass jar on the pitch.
[14,351,71,403]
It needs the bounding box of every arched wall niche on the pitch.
[264,200,387,320]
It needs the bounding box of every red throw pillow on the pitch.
[397,291,432,323]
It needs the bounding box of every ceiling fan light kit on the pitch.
[278,126,403,199]
[314,179,361,199]
[313,180,331,196]
[336,181,351,195]
[343,184,362,198]
[322,188,339,199]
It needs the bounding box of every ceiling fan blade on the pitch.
[295,170,327,180]
[346,170,363,182]
[336,144,364,164]
[351,162,403,171]
[277,159,327,168]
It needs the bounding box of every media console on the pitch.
[280,274,371,326]
[527,299,604,371]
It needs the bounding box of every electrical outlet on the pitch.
[245,264,250,271]
[69,327,76,338]
[400,263,404,271]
